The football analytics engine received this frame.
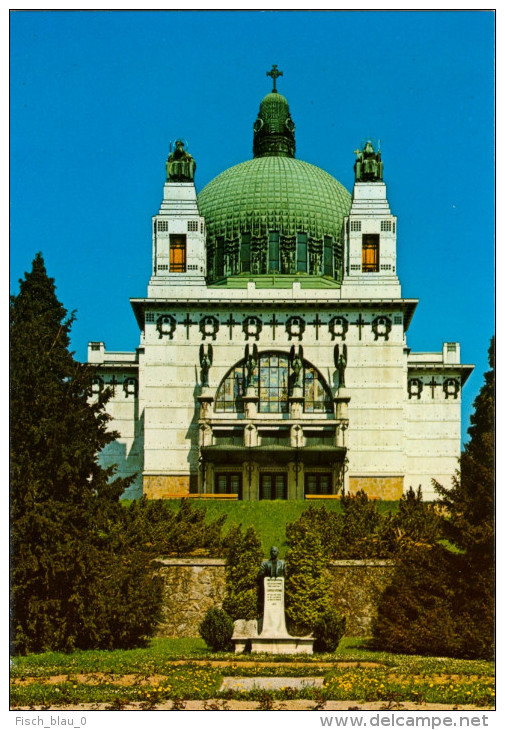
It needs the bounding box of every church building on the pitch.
[88,67,473,502]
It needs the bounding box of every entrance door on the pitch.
[260,473,287,500]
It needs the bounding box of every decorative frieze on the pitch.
[242,315,262,341]
[199,315,220,341]
[329,315,349,341]
[408,378,423,399]
[371,316,392,341]
[443,378,460,399]
[285,315,305,341]
[123,377,138,398]
[156,314,176,339]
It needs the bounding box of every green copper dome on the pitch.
[197,68,352,286]
[198,156,351,244]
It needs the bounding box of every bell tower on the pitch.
[148,139,206,294]
[341,140,400,298]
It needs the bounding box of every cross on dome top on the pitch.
[266,64,283,93]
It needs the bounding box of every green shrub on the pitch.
[222,525,263,620]
[285,517,332,634]
[313,608,346,653]
[378,486,441,555]
[199,607,234,652]
[126,498,226,557]
[372,543,494,660]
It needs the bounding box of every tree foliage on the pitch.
[372,543,494,659]
[285,513,333,634]
[10,254,162,653]
[373,336,495,659]
[313,607,346,654]
[222,525,263,621]
[435,336,495,562]
[124,498,226,558]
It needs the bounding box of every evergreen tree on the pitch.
[285,517,332,634]
[222,525,263,620]
[373,336,495,659]
[10,254,162,653]
[435,336,495,562]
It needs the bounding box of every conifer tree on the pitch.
[373,336,495,659]
[435,336,495,562]
[222,525,264,620]
[10,254,162,653]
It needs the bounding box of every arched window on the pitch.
[215,351,333,414]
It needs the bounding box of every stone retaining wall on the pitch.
[155,558,226,638]
[154,558,395,638]
[328,560,395,636]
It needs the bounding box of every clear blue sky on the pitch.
[10,10,495,443]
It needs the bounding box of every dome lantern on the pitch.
[253,65,295,159]
[197,69,352,287]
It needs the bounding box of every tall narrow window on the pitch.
[215,237,224,278]
[169,234,187,272]
[268,231,280,273]
[241,232,251,273]
[362,234,379,272]
[323,236,333,277]
[296,232,308,272]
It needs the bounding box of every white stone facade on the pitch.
[88,151,472,502]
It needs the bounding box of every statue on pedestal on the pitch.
[354,140,383,182]
[289,344,304,389]
[258,546,286,579]
[232,546,313,653]
[244,343,258,389]
[166,139,196,182]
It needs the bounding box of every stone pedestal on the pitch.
[334,387,351,420]
[289,386,304,419]
[260,577,288,636]
[243,387,259,418]
[232,577,314,654]
[197,388,214,419]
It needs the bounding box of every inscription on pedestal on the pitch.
[261,577,288,636]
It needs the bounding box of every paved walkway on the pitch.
[12,700,494,711]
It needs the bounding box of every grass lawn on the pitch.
[122,499,401,557]
[10,637,494,708]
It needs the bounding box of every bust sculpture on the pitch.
[259,546,286,579]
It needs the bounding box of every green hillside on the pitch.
[157,499,400,558]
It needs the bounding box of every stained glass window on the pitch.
[215,351,333,414]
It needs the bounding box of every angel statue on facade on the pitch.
[334,343,348,388]
[199,343,213,387]
[290,344,304,389]
[244,343,258,388]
